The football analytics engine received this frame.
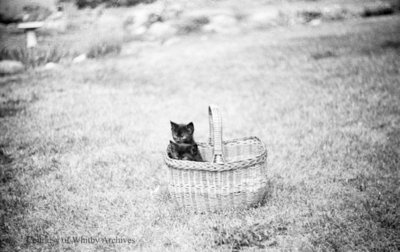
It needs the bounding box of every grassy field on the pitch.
[1,12,400,251]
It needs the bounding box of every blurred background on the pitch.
[1,0,399,68]
[1,0,399,251]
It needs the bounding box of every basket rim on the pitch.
[164,136,267,172]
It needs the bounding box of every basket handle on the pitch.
[208,105,225,163]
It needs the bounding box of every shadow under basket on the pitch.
[164,105,268,213]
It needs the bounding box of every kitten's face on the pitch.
[170,121,194,143]
[169,141,198,160]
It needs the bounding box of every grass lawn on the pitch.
[1,13,399,251]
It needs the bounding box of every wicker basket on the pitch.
[164,105,268,213]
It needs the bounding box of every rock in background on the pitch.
[0,60,25,75]
[245,9,282,29]
[0,0,57,23]
[202,13,240,34]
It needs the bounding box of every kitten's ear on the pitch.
[187,122,194,133]
[170,121,178,130]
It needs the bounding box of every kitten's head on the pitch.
[170,121,194,143]
[169,141,198,160]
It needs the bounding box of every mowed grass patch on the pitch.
[1,15,399,251]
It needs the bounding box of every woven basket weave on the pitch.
[164,105,268,213]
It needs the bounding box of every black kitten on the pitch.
[168,141,203,161]
[170,121,195,144]
[168,121,203,162]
